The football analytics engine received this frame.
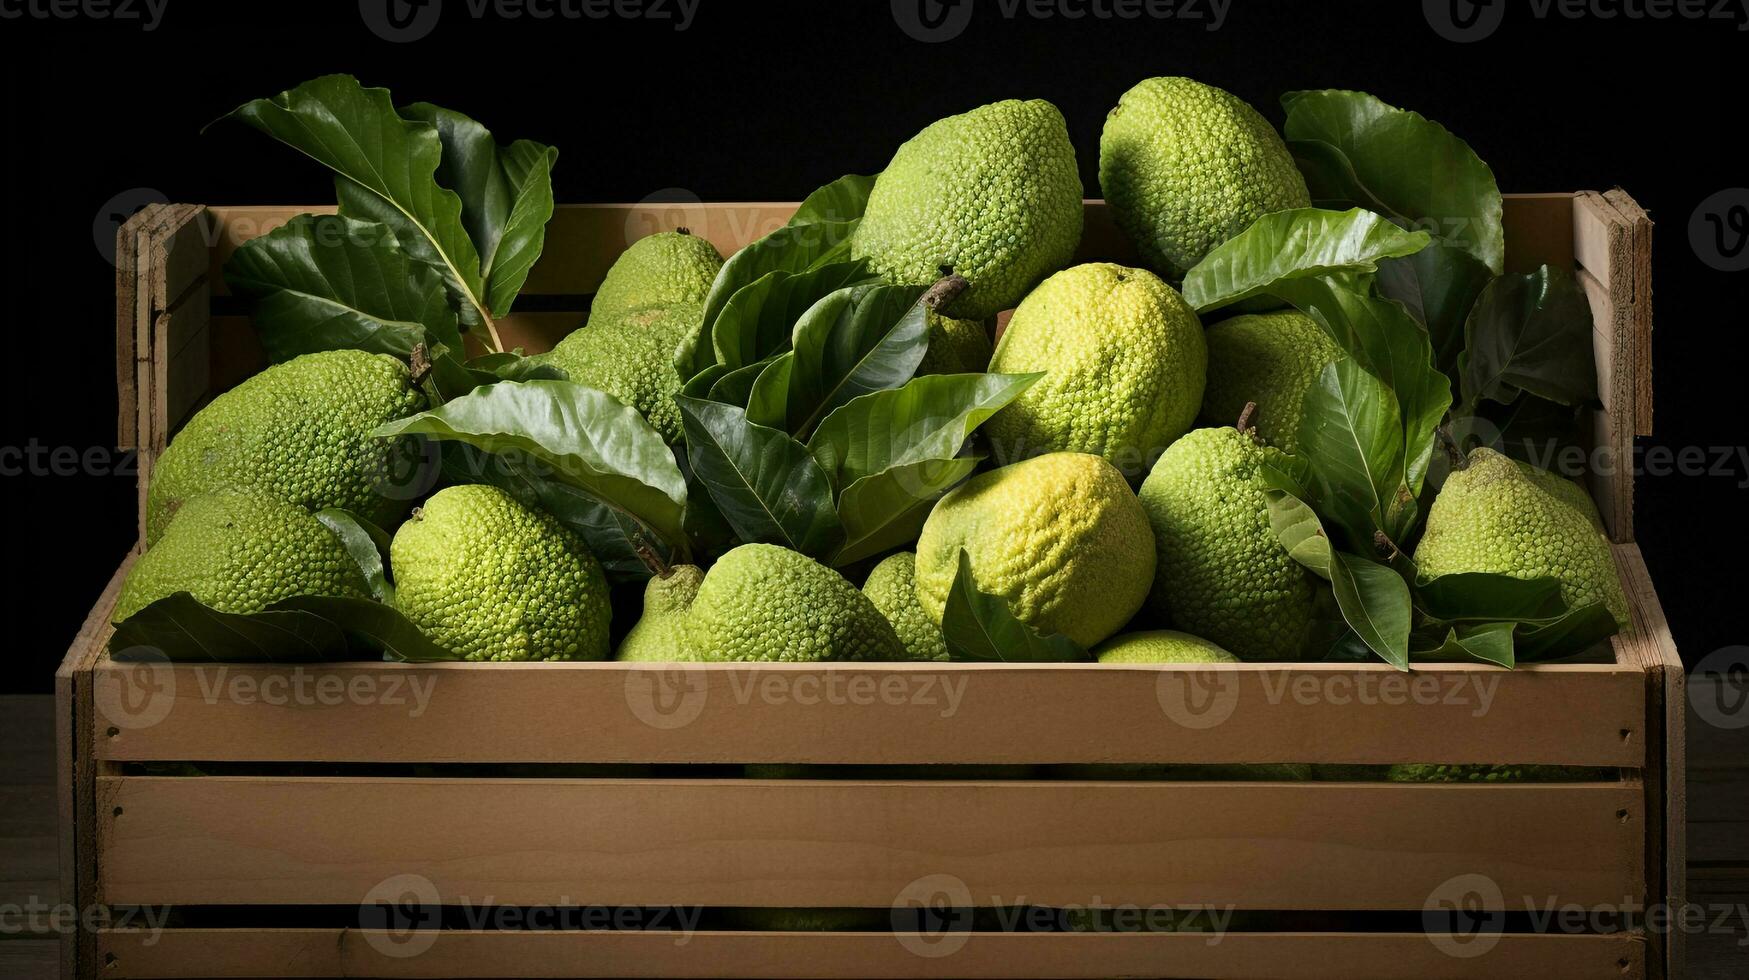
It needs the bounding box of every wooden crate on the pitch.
[59,196,1681,980]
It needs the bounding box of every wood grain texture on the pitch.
[96,775,1644,910]
[95,928,1648,980]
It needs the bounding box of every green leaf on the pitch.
[1376,243,1493,382]
[1416,572,1569,623]
[1413,621,1516,668]
[1264,490,1334,580]
[745,355,793,430]
[706,357,777,409]
[833,455,981,566]
[110,594,348,662]
[1328,551,1412,670]
[1515,602,1619,661]
[1182,207,1430,312]
[314,509,394,603]
[1297,359,1405,549]
[221,75,492,329]
[789,173,877,226]
[676,395,843,558]
[223,213,464,369]
[941,550,1089,663]
[807,372,1042,486]
[1283,89,1505,274]
[400,102,558,318]
[467,351,567,384]
[274,595,459,662]
[787,283,930,438]
[1459,265,1598,411]
[707,262,873,374]
[374,380,688,550]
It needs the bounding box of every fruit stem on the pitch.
[1372,529,1400,562]
[921,274,971,312]
[676,226,691,236]
[1437,425,1469,470]
[1235,401,1259,440]
[635,539,673,579]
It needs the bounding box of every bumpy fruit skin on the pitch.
[1094,630,1238,664]
[615,565,706,662]
[535,302,699,442]
[1139,427,1318,660]
[588,230,723,323]
[1517,461,1605,529]
[1386,764,1601,783]
[853,99,1083,320]
[113,492,368,623]
[1200,311,1341,453]
[391,485,611,662]
[861,552,949,662]
[145,350,425,545]
[1100,77,1311,281]
[1414,449,1630,628]
[917,311,993,375]
[914,453,1155,649]
[986,264,1206,481]
[683,544,904,662]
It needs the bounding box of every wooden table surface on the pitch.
[3,686,1744,978]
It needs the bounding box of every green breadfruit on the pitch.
[615,565,706,662]
[1414,448,1629,628]
[914,452,1155,649]
[113,492,368,623]
[1385,763,1604,783]
[588,230,723,324]
[145,349,425,545]
[1094,630,1238,664]
[1100,77,1311,281]
[1139,427,1319,660]
[1200,311,1342,453]
[1517,461,1605,529]
[853,99,1083,320]
[985,263,1206,481]
[683,544,904,662]
[391,484,611,662]
[719,908,890,932]
[917,311,993,375]
[861,552,949,662]
[534,302,700,442]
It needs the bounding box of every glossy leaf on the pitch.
[1264,489,1334,580]
[1297,359,1405,549]
[1182,207,1430,313]
[707,262,872,374]
[1328,551,1412,670]
[1413,622,1516,668]
[1283,89,1505,274]
[314,509,394,603]
[744,355,793,430]
[789,173,877,226]
[807,372,1042,487]
[833,456,980,566]
[787,283,930,437]
[941,550,1089,663]
[109,594,348,662]
[1376,243,1493,382]
[374,380,689,549]
[1459,265,1599,411]
[1416,572,1568,623]
[676,395,843,558]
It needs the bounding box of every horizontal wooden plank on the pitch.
[89,652,1646,767]
[97,776,1644,911]
[0,942,58,980]
[97,927,1647,980]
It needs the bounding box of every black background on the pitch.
[2,0,1743,692]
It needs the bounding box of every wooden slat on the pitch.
[56,557,134,980]
[97,928,1648,980]
[1574,191,1651,543]
[90,650,1646,767]
[113,206,146,449]
[1603,189,1654,437]
[1611,543,1686,980]
[97,775,1644,911]
[155,280,211,438]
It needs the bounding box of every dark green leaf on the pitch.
[1376,243,1493,381]
[676,395,843,558]
[707,262,873,374]
[833,455,981,566]
[1297,359,1404,548]
[374,380,688,550]
[1283,89,1504,274]
[941,550,1089,663]
[1328,551,1412,670]
[223,213,464,370]
[1182,207,1429,313]
[1413,622,1516,668]
[787,283,930,437]
[706,357,777,409]
[468,351,568,383]
[789,173,877,226]
[745,355,793,430]
[807,372,1042,486]
[275,595,458,662]
[1416,572,1568,623]
[110,593,347,662]
[221,75,492,327]
[1515,602,1619,661]
[1459,265,1599,411]
[314,509,394,603]
[400,102,558,318]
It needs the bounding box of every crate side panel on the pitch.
[97,928,1648,980]
[93,660,1646,767]
[98,776,1644,911]
[1503,193,1577,272]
